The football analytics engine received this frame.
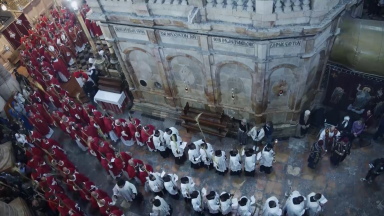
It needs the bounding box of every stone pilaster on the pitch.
[200,36,215,107]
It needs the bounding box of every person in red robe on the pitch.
[98,140,115,157]
[52,111,64,126]
[88,137,101,161]
[30,89,45,105]
[93,110,107,135]
[107,152,125,172]
[82,125,99,141]
[74,24,88,46]
[41,137,61,150]
[60,115,75,135]
[48,148,68,162]
[61,98,71,114]
[46,87,61,112]
[109,209,124,216]
[121,119,134,146]
[128,118,142,146]
[137,164,153,185]
[71,123,89,151]
[69,101,84,123]
[141,125,155,151]
[68,26,85,53]
[91,20,103,37]
[28,113,53,137]
[100,156,121,179]
[98,197,119,216]
[103,114,119,142]
[57,39,75,66]
[33,103,53,125]
[56,159,76,172]
[51,56,70,82]
[126,158,143,180]
[26,155,45,169]
[25,145,44,159]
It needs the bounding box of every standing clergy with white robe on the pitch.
[206,191,220,215]
[147,173,164,197]
[244,148,256,176]
[153,130,169,158]
[191,190,206,213]
[113,179,140,203]
[164,127,180,149]
[283,191,306,216]
[170,134,186,165]
[219,192,232,216]
[305,192,327,216]
[150,196,171,216]
[180,176,196,203]
[259,144,275,174]
[263,196,282,216]
[229,149,242,176]
[188,143,202,169]
[238,196,255,216]
[162,173,179,199]
[248,125,265,149]
[199,141,214,169]
[213,150,227,175]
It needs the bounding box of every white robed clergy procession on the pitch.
[113,179,138,202]
[190,188,207,213]
[238,196,256,216]
[229,149,243,174]
[199,140,214,167]
[283,191,306,216]
[213,150,227,173]
[306,192,327,216]
[248,125,265,142]
[163,173,179,196]
[263,196,283,216]
[206,191,220,214]
[180,176,196,200]
[163,127,180,149]
[147,172,164,195]
[188,142,202,168]
[150,196,171,216]
[153,130,166,152]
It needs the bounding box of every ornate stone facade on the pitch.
[85,0,362,135]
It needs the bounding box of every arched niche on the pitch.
[216,61,253,111]
[266,64,297,111]
[168,55,207,103]
[123,48,163,92]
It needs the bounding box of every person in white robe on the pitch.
[15,92,25,104]
[213,150,227,174]
[188,143,202,169]
[164,127,180,150]
[112,179,139,203]
[150,196,171,216]
[206,191,220,215]
[170,134,186,165]
[305,192,327,216]
[318,126,341,150]
[162,173,179,199]
[199,141,214,170]
[259,144,275,174]
[244,148,256,176]
[263,196,282,216]
[238,196,256,216]
[191,190,206,213]
[153,130,169,158]
[219,192,232,216]
[180,176,195,203]
[229,149,242,176]
[248,125,265,150]
[283,191,306,216]
[147,173,164,196]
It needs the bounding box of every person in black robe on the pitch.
[263,121,274,145]
[337,116,352,136]
[307,140,323,169]
[330,138,349,166]
[237,119,249,145]
[299,110,311,137]
[361,158,384,184]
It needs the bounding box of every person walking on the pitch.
[361,158,384,184]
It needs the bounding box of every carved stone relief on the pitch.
[268,67,295,110]
[128,50,163,92]
[218,63,253,110]
[170,56,207,102]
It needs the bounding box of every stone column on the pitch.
[254,42,268,124]
[199,36,215,108]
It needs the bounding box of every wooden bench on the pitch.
[180,102,229,139]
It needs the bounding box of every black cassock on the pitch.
[308,142,322,169]
[330,141,348,166]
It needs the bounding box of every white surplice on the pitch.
[306,192,327,216]
[283,191,306,216]
[150,196,171,216]
[188,146,201,164]
[220,192,232,215]
[207,192,220,214]
[263,196,282,216]
[213,151,227,172]
[164,174,178,195]
[248,126,265,141]
[191,191,203,212]
[153,130,166,152]
[147,172,164,193]
[112,181,137,202]
[259,146,275,167]
[244,154,256,172]
[229,153,242,172]
[180,176,195,199]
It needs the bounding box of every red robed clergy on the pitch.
[141,125,155,151]
[128,118,141,142]
[114,119,124,137]
[48,149,68,162]
[82,125,99,141]
[35,104,53,125]
[69,103,84,123]
[98,141,114,156]
[29,113,50,136]
[93,110,107,133]
[138,164,153,185]
[101,158,121,177]
[89,138,101,161]
[126,158,143,179]
[106,153,125,171]
[99,196,119,216]
[51,57,71,81]
[102,116,114,133]
[25,146,44,159]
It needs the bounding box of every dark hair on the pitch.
[165,128,171,133]
[293,196,304,204]
[220,193,230,201]
[162,175,171,182]
[269,200,276,208]
[314,193,322,200]
[117,179,125,187]
[239,197,248,206]
[153,199,161,207]
[180,177,189,184]
[190,191,199,199]
[188,143,196,150]
[215,150,222,157]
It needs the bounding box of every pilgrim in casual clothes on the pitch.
[229,149,242,176]
[263,196,282,216]
[330,137,350,166]
[206,191,220,216]
[162,174,179,200]
[153,130,169,158]
[199,140,214,170]
[305,192,327,216]
[213,150,227,175]
[244,148,257,176]
[283,191,306,216]
[263,121,274,145]
[170,134,186,165]
[147,173,165,197]
[349,118,365,143]
[361,158,384,184]
[188,143,202,169]
[219,192,232,216]
[259,144,275,174]
[237,119,249,145]
[180,176,196,203]
[307,140,324,169]
[299,110,311,137]
[151,196,172,216]
[337,116,351,136]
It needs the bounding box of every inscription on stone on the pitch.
[159,31,198,40]
[115,27,146,35]
[212,37,254,47]
[270,40,302,48]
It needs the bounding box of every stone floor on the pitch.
[53,111,384,216]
